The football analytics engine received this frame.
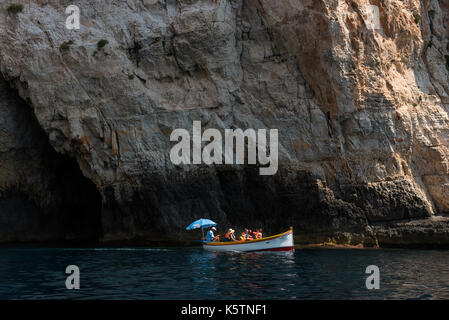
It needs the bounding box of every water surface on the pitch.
[0,247,448,299]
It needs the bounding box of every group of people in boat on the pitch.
[205,227,263,242]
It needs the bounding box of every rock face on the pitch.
[0,0,448,246]
[0,75,102,243]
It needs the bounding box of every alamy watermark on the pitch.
[65,5,80,30]
[65,265,80,290]
[365,265,380,289]
[170,121,278,176]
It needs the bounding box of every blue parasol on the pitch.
[186,219,217,241]
[186,219,217,230]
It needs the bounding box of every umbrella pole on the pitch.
[201,227,204,241]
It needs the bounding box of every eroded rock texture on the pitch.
[0,0,448,246]
[0,75,102,243]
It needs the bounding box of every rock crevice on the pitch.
[0,0,448,246]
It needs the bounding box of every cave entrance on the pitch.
[0,75,103,245]
[49,151,103,244]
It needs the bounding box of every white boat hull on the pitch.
[203,229,294,252]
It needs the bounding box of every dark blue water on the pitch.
[0,247,448,299]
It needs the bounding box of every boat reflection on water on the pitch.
[186,248,296,299]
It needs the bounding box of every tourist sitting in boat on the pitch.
[224,229,236,242]
[255,228,263,239]
[251,229,258,239]
[239,229,253,241]
[206,227,220,242]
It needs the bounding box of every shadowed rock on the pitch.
[0,0,448,247]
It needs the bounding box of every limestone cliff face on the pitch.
[0,76,102,242]
[0,0,448,246]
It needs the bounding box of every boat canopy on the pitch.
[186,219,217,230]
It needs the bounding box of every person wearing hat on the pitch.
[205,226,219,242]
[224,228,236,242]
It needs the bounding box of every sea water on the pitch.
[0,247,448,299]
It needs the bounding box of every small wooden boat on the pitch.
[203,227,294,252]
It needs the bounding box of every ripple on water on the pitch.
[0,248,448,299]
